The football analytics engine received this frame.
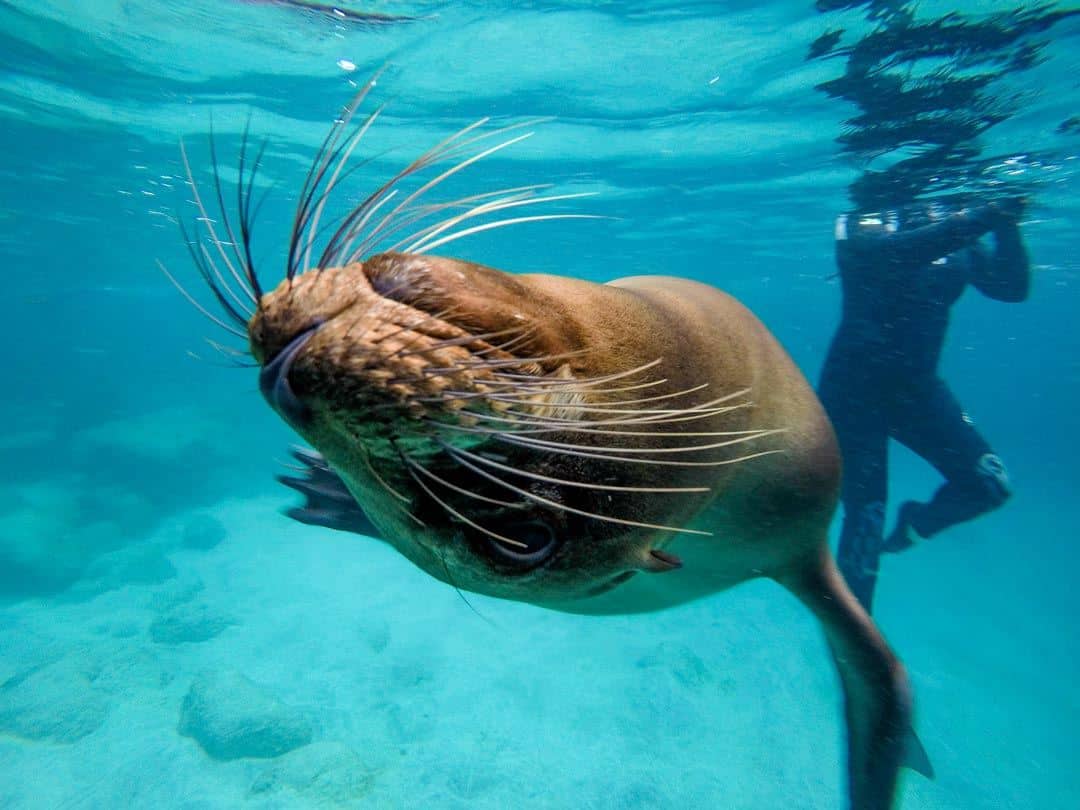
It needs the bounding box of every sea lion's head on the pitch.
[170,80,763,606]
[247,251,706,604]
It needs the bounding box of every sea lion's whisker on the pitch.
[187,351,257,369]
[199,338,257,368]
[400,453,527,510]
[374,186,549,255]
[298,154,391,270]
[216,119,265,303]
[403,192,598,254]
[235,122,269,300]
[390,325,526,360]
[425,415,759,439]
[491,358,664,386]
[536,426,769,439]
[357,130,537,252]
[333,186,400,265]
[494,389,752,424]
[331,117,506,265]
[196,241,255,319]
[422,348,591,375]
[330,164,449,267]
[179,215,251,329]
[208,124,260,305]
[391,117,553,208]
[396,449,531,550]
[461,375,668,398]
[492,433,785,469]
[466,324,541,360]
[423,117,548,166]
[355,123,553,256]
[179,139,259,306]
[303,105,385,274]
[442,394,752,431]
[481,381,711,410]
[491,429,785,456]
[441,444,712,537]
[421,379,708,416]
[288,73,383,279]
[175,216,252,330]
[157,260,249,339]
[443,404,749,434]
[423,406,772,439]
[493,399,746,420]
[431,403,748,435]
[452,377,670,406]
[205,338,250,358]
[360,444,414,505]
[622,403,753,426]
[432,406,771,440]
[439,441,710,495]
[413,214,606,256]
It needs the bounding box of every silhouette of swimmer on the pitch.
[818,196,1030,611]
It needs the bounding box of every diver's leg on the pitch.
[822,374,890,612]
[884,380,1010,551]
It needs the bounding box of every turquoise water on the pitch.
[2,1,1078,807]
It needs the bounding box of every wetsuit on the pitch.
[818,202,1030,611]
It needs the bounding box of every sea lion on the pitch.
[167,79,917,809]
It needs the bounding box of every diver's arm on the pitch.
[840,204,1005,268]
[970,222,1030,302]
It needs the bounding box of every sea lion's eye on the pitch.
[487,520,558,566]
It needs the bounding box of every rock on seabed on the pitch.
[178,670,313,760]
[249,741,375,805]
[0,658,108,743]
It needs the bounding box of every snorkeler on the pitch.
[818,197,1030,611]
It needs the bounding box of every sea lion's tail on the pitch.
[777,546,914,810]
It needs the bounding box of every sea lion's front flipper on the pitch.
[777,546,912,810]
[277,446,381,538]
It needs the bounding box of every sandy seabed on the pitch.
[0,483,1074,809]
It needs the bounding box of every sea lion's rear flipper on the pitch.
[777,547,912,810]
[277,446,381,538]
[903,725,934,778]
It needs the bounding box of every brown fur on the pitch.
[248,252,913,809]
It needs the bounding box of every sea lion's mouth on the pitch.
[258,322,322,427]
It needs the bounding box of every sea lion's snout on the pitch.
[258,323,321,427]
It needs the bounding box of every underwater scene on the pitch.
[2,1,1078,808]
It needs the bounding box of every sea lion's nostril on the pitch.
[258,324,321,427]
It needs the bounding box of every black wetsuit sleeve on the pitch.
[840,206,1000,271]
[970,223,1030,303]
